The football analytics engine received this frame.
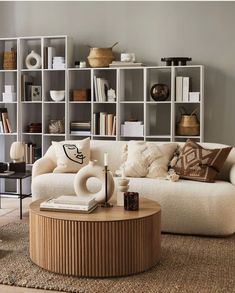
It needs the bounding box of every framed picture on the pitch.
[31,86,42,101]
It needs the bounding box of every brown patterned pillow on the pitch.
[173,139,232,182]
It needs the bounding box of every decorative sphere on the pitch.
[150,83,170,101]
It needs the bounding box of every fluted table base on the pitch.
[30,199,161,277]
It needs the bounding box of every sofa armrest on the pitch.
[32,156,56,179]
[229,164,235,185]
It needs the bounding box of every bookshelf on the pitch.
[0,35,204,170]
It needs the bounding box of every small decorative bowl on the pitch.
[50,90,65,102]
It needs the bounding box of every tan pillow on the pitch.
[173,139,232,182]
[52,138,90,173]
[123,141,178,178]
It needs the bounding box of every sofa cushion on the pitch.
[52,138,90,173]
[173,139,232,182]
[126,177,235,235]
[123,141,178,178]
[32,172,102,201]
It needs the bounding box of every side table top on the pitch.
[30,198,161,222]
[0,170,31,179]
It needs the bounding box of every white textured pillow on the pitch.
[123,141,178,178]
[52,138,90,173]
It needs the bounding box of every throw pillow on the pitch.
[123,141,178,178]
[52,138,90,173]
[173,139,232,182]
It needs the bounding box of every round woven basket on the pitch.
[87,43,118,68]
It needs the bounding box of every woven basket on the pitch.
[87,43,118,68]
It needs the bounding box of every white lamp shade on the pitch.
[10,142,24,162]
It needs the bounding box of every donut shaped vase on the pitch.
[74,161,114,203]
[25,50,42,69]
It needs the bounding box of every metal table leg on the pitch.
[20,179,22,220]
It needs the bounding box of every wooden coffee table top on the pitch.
[30,197,161,222]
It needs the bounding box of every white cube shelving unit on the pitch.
[0,35,204,169]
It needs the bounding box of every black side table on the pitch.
[0,171,32,219]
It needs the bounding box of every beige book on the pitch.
[107,114,114,136]
[2,112,9,133]
[6,118,12,133]
[112,116,116,135]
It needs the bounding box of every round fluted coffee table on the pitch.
[29,198,161,277]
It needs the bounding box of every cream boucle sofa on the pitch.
[32,140,235,236]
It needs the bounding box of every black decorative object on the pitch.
[124,192,139,211]
[9,162,26,173]
[150,83,169,101]
[161,57,192,66]
[101,165,113,208]
[0,162,8,173]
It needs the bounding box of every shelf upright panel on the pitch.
[143,67,147,141]
[200,65,204,142]
[90,68,94,140]
[116,68,120,140]
[170,66,176,142]
[16,37,21,142]
[41,37,46,154]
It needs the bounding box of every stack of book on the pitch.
[2,85,16,102]
[40,195,98,213]
[24,142,41,164]
[121,121,144,137]
[93,112,116,136]
[44,46,55,69]
[0,108,13,133]
[109,61,143,67]
[93,76,109,102]
[176,76,191,102]
[53,56,66,69]
[70,121,91,135]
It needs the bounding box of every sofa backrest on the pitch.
[44,140,235,181]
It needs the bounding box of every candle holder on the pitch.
[101,165,113,208]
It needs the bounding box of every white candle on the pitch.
[121,167,125,179]
[104,152,108,166]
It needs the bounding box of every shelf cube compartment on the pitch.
[93,69,116,102]
[146,103,171,136]
[69,103,91,136]
[147,68,171,102]
[0,71,17,102]
[43,36,67,69]
[44,70,65,102]
[119,68,144,102]
[22,103,42,134]
[21,134,42,164]
[120,103,144,137]
[21,71,42,101]
[20,38,42,70]
[0,39,17,71]
[44,103,65,134]
[69,70,91,102]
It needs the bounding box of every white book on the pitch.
[124,121,143,125]
[48,47,56,69]
[183,77,190,102]
[94,76,98,101]
[40,199,97,211]
[176,76,183,102]
[54,195,96,206]
[0,121,3,133]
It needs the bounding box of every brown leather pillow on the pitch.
[173,139,232,183]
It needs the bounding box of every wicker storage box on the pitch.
[3,50,17,70]
[72,89,91,101]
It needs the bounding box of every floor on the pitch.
[0,197,61,293]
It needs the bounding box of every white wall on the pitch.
[0,1,235,145]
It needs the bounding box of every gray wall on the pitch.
[0,1,235,145]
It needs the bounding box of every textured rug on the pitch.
[0,223,234,293]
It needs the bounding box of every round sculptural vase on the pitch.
[25,50,42,69]
[10,141,24,162]
[150,83,169,101]
[74,160,114,203]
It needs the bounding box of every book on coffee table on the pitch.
[40,196,98,213]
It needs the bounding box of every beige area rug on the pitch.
[0,223,234,293]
